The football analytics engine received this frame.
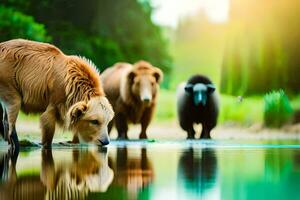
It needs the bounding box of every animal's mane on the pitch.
[78,56,101,74]
[65,56,104,108]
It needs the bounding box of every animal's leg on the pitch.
[0,103,6,140]
[2,109,9,142]
[115,113,128,139]
[200,124,211,139]
[40,105,57,148]
[41,149,56,189]
[187,126,196,139]
[66,134,80,144]
[139,107,155,139]
[5,97,21,147]
[179,116,195,139]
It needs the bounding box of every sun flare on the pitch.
[151,0,230,27]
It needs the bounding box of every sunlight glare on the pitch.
[151,0,230,27]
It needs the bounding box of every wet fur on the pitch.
[101,61,163,139]
[0,39,112,146]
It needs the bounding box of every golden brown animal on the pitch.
[0,39,114,146]
[100,61,163,139]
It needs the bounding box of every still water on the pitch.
[0,140,300,200]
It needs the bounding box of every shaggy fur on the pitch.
[0,39,114,146]
[177,74,219,139]
[101,61,163,139]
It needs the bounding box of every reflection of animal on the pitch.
[109,147,153,199]
[177,75,219,139]
[41,149,114,197]
[101,61,163,139]
[178,148,217,194]
[0,39,114,147]
[0,149,113,200]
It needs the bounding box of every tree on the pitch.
[0,5,50,42]
[1,0,172,87]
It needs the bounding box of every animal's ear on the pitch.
[153,67,163,83]
[184,84,194,93]
[128,71,136,83]
[207,84,216,94]
[68,101,88,125]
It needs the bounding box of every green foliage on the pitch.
[0,5,50,42]
[1,0,172,84]
[264,90,294,128]
[219,95,263,126]
[45,22,124,70]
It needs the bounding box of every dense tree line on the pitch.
[0,0,172,87]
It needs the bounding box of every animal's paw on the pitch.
[139,133,148,139]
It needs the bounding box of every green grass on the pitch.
[219,95,263,126]
[264,90,294,128]
[154,89,177,123]
[16,91,300,127]
[291,95,300,111]
[154,90,264,126]
[18,112,39,121]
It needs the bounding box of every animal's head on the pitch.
[66,96,114,145]
[127,61,163,106]
[184,76,216,106]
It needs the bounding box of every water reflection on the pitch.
[106,147,154,200]
[1,142,300,200]
[178,148,217,198]
[0,148,113,200]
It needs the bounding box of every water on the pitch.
[1,140,300,200]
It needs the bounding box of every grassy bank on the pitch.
[17,90,300,127]
[154,89,263,126]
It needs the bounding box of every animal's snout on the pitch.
[142,96,151,103]
[98,137,110,146]
[140,89,152,104]
[194,91,207,106]
[98,127,110,146]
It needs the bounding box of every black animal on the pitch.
[177,75,219,139]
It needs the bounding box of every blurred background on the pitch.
[1,0,300,134]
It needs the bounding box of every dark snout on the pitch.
[98,138,110,146]
[194,91,207,106]
[140,88,152,105]
[98,126,110,146]
[142,96,151,103]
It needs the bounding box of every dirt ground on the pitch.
[14,120,300,142]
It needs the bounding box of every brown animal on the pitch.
[109,147,153,199]
[100,61,163,139]
[0,39,114,147]
[0,149,113,200]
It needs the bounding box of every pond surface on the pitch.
[1,140,300,200]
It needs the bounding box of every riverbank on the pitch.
[14,120,300,142]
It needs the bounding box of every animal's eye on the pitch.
[89,120,99,125]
